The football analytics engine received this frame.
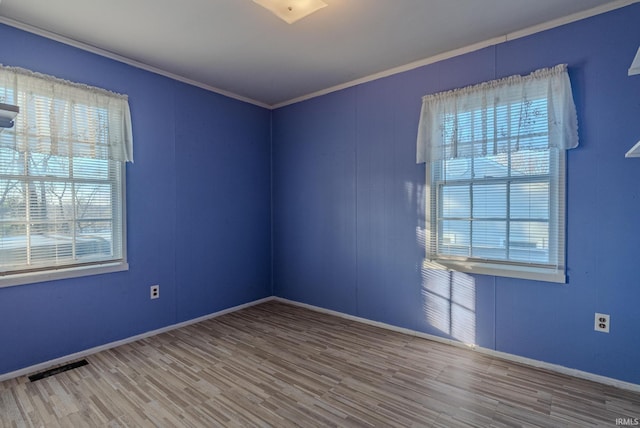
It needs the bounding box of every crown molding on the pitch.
[272,0,640,109]
[2,0,638,110]
[0,16,271,109]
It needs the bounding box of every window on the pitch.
[417,64,578,283]
[0,65,133,287]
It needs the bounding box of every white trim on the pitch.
[0,296,275,382]
[626,140,640,158]
[0,1,637,110]
[3,294,639,393]
[273,297,640,393]
[0,16,270,110]
[0,261,129,288]
[0,154,129,289]
[630,47,640,76]
[273,36,505,109]
[505,0,640,42]
[272,0,640,109]
[431,259,567,284]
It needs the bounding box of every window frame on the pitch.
[417,65,577,284]
[0,156,128,288]
[425,129,567,284]
[0,65,132,288]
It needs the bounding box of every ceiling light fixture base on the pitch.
[253,0,328,24]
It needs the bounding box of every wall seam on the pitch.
[270,110,275,297]
[354,89,360,316]
[172,83,179,324]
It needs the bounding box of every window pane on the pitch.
[0,224,27,267]
[456,111,473,143]
[472,220,506,260]
[439,220,470,256]
[442,185,469,218]
[43,182,74,223]
[0,163,121,274]
[0,148,24,175]
[473,153,508,178]
[75,184,113,220]
[511,150,549,176]
[443,157,472,180]
[28,153,70,178]
[77,220,113,259]
[73,157,109,180]
[27,182,47,224]
[30,224,74,265]
[0,180,26,221]
[509,221,549,263]
[511,182,549,220]
[472,184,506,218]
[27,181,73,227]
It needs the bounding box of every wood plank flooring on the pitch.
[1,301,639,427]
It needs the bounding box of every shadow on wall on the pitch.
[421,261,476,345]
[407,181,477,345]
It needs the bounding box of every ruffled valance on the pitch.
[0,64,133,162]
[416,64,577,164]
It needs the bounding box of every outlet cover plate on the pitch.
[594,313,610,333]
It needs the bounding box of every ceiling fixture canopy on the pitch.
[253,0,327,24]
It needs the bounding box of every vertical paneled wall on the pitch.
[2,3,640,387]
[272,4,640,384]
[0,23,272,376]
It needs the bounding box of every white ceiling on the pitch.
[0,0,634,107]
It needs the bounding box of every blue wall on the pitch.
[273,4,640,385]
[0,24,272,375]
[2,3,640,386]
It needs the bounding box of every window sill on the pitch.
[0,261,129,288]
[426,258,566,284]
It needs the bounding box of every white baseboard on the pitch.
[273,297,640,393]
[0,296,275,383]
[5,295,638,394]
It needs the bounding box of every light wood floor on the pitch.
[1,301,639,427]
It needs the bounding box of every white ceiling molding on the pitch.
[273,0,640,108]
[0,16,271,109]
[1,0,638,109]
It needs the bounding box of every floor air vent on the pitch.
[28,359,89,382]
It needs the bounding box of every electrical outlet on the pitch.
[150,285,159,300]
[594,313,609,333]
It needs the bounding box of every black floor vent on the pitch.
[28,359,89,382]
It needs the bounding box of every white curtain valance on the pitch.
[0,64,133,162]
[416,64,578,164]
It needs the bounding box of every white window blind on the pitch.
[416,64,578,282]
[0,65,133,283]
